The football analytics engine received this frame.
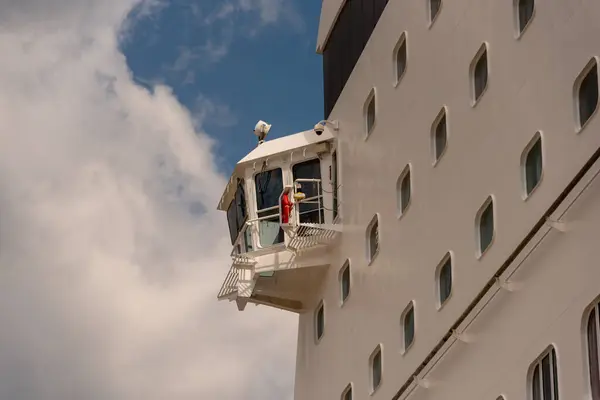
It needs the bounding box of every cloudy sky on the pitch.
[0,0,322,399]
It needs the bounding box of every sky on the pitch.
[123,0,324,174]
[0,0,323,399]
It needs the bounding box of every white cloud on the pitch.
[0,1,297,399]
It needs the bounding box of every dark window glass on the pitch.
[439,256,452,304]
[343,385,352,400]
[579,61,599,127]
[430,0,441,22]
[474,48,488,101]
[368,217,379,262]
[404,305,415,350]
[588,307,600,400]
[372,348,382,390]
[531,348,559,400]
[293,159,323,224]
[341,261,350,302]
[323,0,390,117]
[525,136,543,195]
[332,151,339,221]
[396,39,407,82]
[255,168,284,246]
[226,180,248,246]
[435,112,447,160]
[316,303,325,340]
[518,0,535,32]
[366,95,376,134]
[479,199,494,254]
[400,170,411,213]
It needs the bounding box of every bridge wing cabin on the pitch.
[216,123,341,312]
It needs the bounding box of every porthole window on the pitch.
[516,0,535,35]
[366,214,380,264]
[315,301,325,342]
[341,383,353,400]
[431,107,448,163]
[396,165,412,217]
[340,260,351,304]
[394,33,407,85]
[476,196,495,257]
[370,345,383,393]
[401,302,415,352]
[522,132,543,197]
[436,252,453,307]
[470,44,489,104]
[365,90,377,137]
[575,58,599,130]
[429,0,442,24]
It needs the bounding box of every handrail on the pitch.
[391,143,600,400]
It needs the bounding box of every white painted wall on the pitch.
[295,1,600,399]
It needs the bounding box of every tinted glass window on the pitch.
[579,61,599,127]
[404,305,415,350]
[531,348,559,400]
[323,0,390,117]
[316,303,325,340]
[525,137,543,195]
[341,261,350,302]
[439,256,452,304]
[255,168,284,246]
[372,348,382,390]
[587,307,600,400]
[518,0,535,33]
[479,199,494,254]
[474,49,488,101]
[435,112,447,160]
[396,39,407,82]
[226,180,247,245]
[430,0,441,22]
[293,159,323,223]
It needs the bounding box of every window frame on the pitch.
[431,106,449,165]
[435,252,453,309]
[315,300,325,343]
[366,214,381,265]
[364,89,377,139]
[470,43,489,106]
[574,57,600,133]
[369,344,383,394]
[521,132,544,199]
[475,195,495,258]
[393,32,408,87]
[401,301,416,354]
[514,0,535,38]
[528,346,559,400]
[339,259,351,306]
[396,164,412,218]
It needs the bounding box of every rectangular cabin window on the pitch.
[226,180,251,251]
[255,168,284,247]
[292,159,324,224]
[323,0,390,118]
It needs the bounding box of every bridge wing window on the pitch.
[226,180,252,252]
[293,159,323,224]
[255,168,284,247]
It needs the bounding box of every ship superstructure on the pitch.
[218,1,600,400]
